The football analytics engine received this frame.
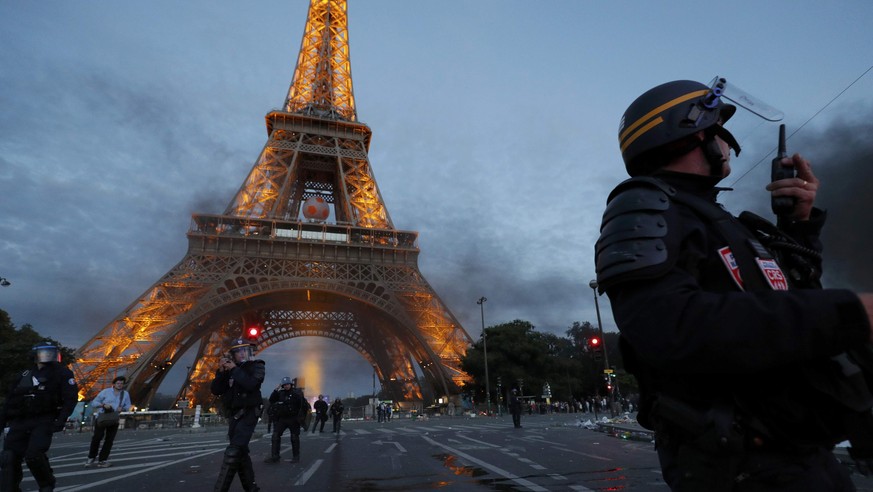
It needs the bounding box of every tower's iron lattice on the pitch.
[72,0,472,408]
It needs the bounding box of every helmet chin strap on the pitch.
[702,134,727,176]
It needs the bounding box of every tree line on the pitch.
[459,319,637,406]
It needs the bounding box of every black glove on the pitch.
[52,420,66,433]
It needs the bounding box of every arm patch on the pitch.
[595,179,674,290]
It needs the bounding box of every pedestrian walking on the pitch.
[84,376,131,468]
[596,78,873,490]
[264,377,308,464]
[311,394,328,433]
[329,398,344,433]
[210,338,264,492]
[0,341,78,492]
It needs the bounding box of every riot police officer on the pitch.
[210,338,265,492]
[0,341,78,492]
[596,79,873,491]
[264,377,307,464]
[311,394,328,433]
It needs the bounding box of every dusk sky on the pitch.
[2,1,872,399]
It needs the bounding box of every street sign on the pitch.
[603,369,614,374]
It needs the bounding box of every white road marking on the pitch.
[45,447,226,491]
[551,446,612,461]
[294,458,324,486]
[456,434,500,448]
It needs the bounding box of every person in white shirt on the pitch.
[85,376,131,468]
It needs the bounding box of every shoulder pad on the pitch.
[595,178,675,290]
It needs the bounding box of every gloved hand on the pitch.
[52,420,66,433]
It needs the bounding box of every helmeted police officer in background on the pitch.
[311,394,328,433]
[210,338,265,492]
[509,389,523,429]
[596,78,873,491]
[0,341,78,492]
[264,377,307,464]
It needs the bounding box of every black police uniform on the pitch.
[266,387,306,462]
[329,400,344,433]
[596,172,873,491]
[1,361,78,492]
[210,358,265,492]
[509,391,523,428]
[312,397,328,433]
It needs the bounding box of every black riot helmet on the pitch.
[228,338,255,363]
[32,341,61,364]
[618,79,741,177]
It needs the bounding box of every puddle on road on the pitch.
[436,453,488,477]
[434,453,527,491]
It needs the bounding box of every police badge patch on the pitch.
[756,258,788,290]
[718,246,744,290]
[68,378,76,385]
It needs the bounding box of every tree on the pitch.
[0,309,77,406]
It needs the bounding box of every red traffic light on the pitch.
[245,326,261,339]
[590,337,600,346]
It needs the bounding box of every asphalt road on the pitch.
[14,412,873,491]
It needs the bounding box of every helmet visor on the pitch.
[35,347,60,363]
[230,344,254,363]
[709,76,784,122]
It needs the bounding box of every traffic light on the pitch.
[588,336,603,361]
[244,325,261,341]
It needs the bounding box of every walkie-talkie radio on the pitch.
[771,124,796,217]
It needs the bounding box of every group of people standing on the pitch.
[376,401,392,422]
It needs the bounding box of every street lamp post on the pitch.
[588,280,614,416]
[477,297,491,415]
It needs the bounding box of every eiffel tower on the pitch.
[72,0,472,408]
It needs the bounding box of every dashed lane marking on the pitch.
[550,446,612,461]
[294,458,323,486]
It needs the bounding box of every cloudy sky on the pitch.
[2,1,872,399]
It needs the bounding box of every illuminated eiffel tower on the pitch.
[72,0,472,408]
